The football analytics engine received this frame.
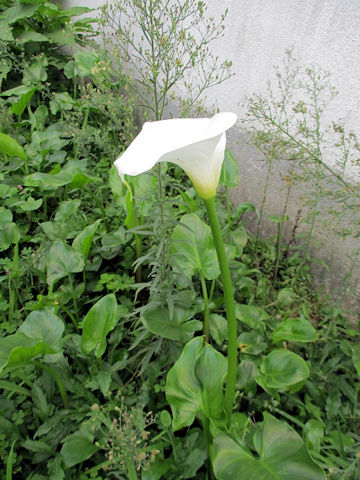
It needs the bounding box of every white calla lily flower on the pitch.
[114,112,237,199]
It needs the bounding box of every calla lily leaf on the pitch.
[165,336,227,431]
[0,310,64,372]
[0,132,26,160]
[169,213,220,280]
[255,349,310,395]
[213,413,326,480]
[81,294,118,358]
[114,112,237,199]
[272,317,317,343]
[46,240,84,288]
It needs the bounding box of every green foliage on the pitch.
[0,3,358,480]
[213,413,326,479]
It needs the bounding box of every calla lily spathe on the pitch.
[114,112,237,199]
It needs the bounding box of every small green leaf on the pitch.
[81,294,118,358]
[272,317,317,343]
[256,349,310,393]
[170,213,219,280]
[11,87,37,116]
[18,309,64,349]
[0,310,64,371]
[60,430,98,468]
[16,31,49,43]
[0,132,26,160]
[238,331,267,355]
[72,219,102,262]
[213,413,326,479]
[165,336,227,431]
[23,55,48,83]
[235,304,269,332]
[0,221,20,251]
[220,149,239,188]
[46,240,85,288]
[351,344,360,376]
[209,313,227,345]
[277,287,296,306]
[24,169,94,190]
[303,419,324,453]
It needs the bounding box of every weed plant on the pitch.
[0,2,359,480]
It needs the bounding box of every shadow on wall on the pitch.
[224,53,360,312]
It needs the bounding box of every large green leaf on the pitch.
[81,294,118,358]
[141,304,202,342]
[24,169,94,190]
[46,240,84,287]
[0,132,26,160]
[18,310,64,349]
[166,336,227,431]
[255,349,309,393]
[213,413,326,479]
[170,213,219,280]
[0,222,20,251]
[272,317,317,343]
[60,430,98,468]
[235,304,269,332]
[1,3,39,24]
[0,310,64,371]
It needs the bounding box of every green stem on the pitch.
[200,274,210,342]
[33,361,70,409]
[67,274,79,328]
[204,197,237,424]
[126,458,138,480]
[201,414,215,480]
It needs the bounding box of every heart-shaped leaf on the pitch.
[272,317,317,343]
[47,240,84,288]
[213,413,326,479]
[166,336,227,431]
[170,213,219,280]
[255,349,309,394]
[0,310,64,371]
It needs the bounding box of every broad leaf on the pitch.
[47,240,84,288]
[255,349,309,393]
[213,413,326,479]
[141,304,202,342]
[60,430,98,468]
[0,132,26,160]
[235,304,269,332]
[166,336,227,431]
[72,219,102,261]
[272,317,317,343]
[81,294,118,358]
[0,310,64,371]
[170,213,219,280]
[24,169,94,190]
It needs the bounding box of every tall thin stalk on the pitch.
[204,197,237,423]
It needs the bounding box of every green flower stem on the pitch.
[204,197,237,423]
[199,274,210,342]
